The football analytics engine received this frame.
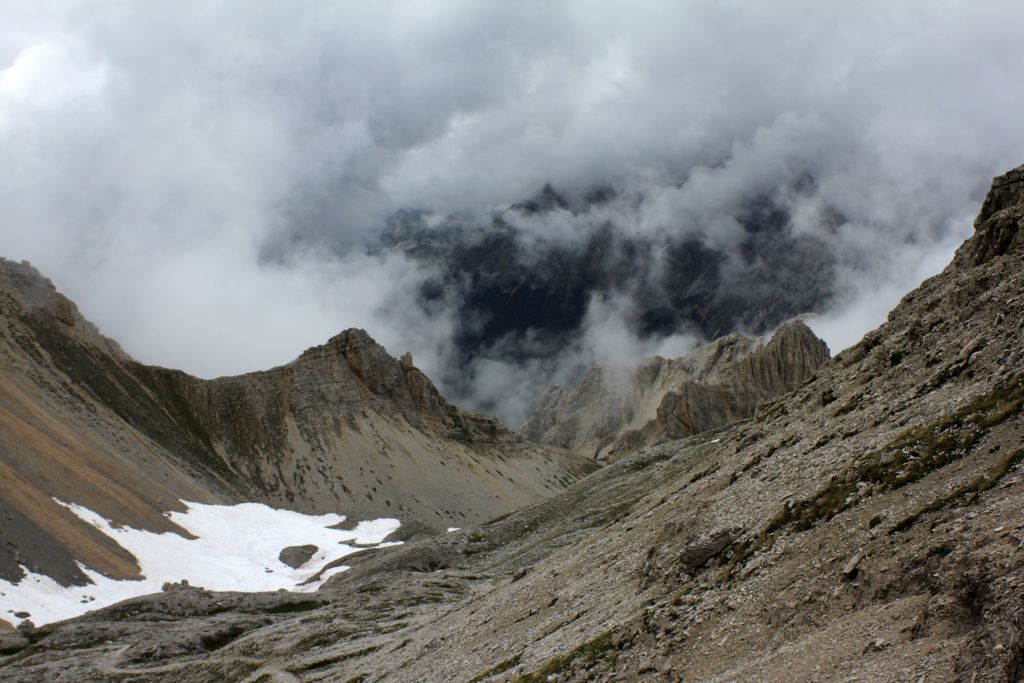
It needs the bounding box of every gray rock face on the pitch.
[955,163,1024,267]
[522,320,829,460]
[278,546,318,569]
[0,261,596,591]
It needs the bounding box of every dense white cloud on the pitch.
[1,1,1023,422]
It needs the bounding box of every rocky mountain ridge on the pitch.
[1,164,1023,681]
[0,261,595,593]
[522,320,829,460]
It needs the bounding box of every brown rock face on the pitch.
[522,321,829,460]
[0,261,596,586]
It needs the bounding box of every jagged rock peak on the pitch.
[956,163,1024,267]
[293,326,502,440]
[0,258,64,312]
[0,257,128,360]
[739,319,831,390]
[522,320,829,460]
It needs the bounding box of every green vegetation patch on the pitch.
[785,374,1021,530]
[891,448,1024,534]
[513,630,615,682]
[858,374,1023,492]
[719,375,1023,580]
[467,652,523,682]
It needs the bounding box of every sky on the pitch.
[2,1,1023,424]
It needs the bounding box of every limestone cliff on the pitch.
[522,320,829,460]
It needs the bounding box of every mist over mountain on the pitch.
[5,162,1023,682]
[3,1,1024,424]
[5,3,1024,679]
[381,180,837,423]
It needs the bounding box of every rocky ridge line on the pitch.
[522,320,829,460]
[0,261,596,590]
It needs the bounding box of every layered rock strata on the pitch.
[523,321,828,459]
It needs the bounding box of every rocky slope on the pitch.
[2,164,1023,681]
[0,262,595,594]
[522,321,829,460]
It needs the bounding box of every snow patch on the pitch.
[0,500,401,627]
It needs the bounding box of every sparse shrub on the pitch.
[513,631,614,682]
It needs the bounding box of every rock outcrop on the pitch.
[0,261,596,589]
[955,163,1024,267]
[522,320,829,460]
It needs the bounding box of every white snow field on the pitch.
[0,500,401,627]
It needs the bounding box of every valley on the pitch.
[0,165,1021,681]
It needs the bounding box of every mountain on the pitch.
[2,164,1023,681]
[383,183,836,415]
[522,320,829,460]
[0,261,596,596]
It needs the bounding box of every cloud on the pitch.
[2,1,1024,424]
[450,292,700,427]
